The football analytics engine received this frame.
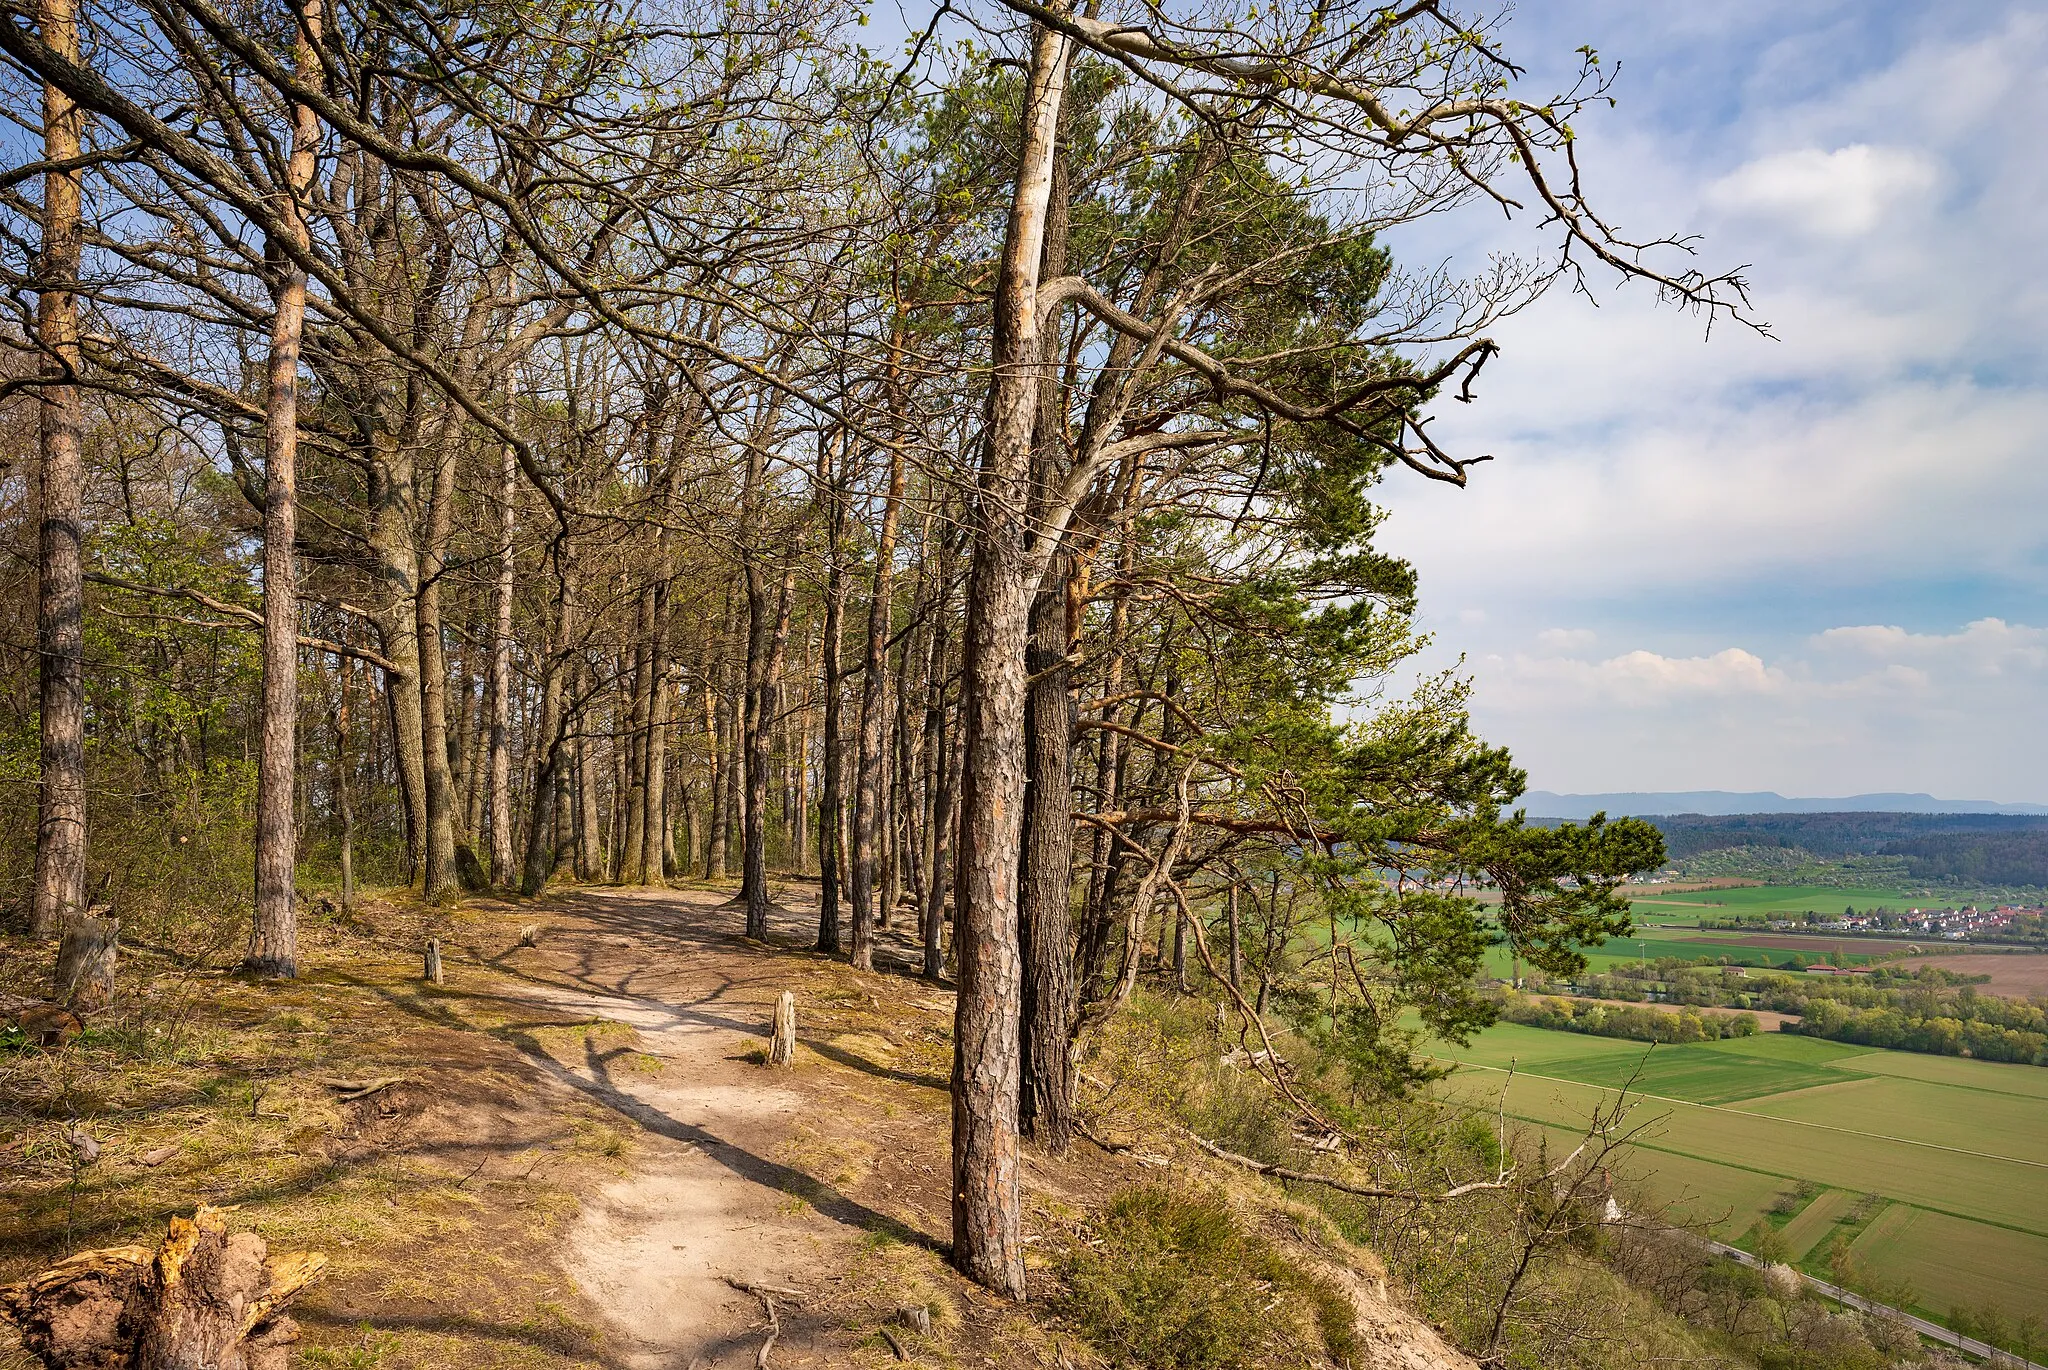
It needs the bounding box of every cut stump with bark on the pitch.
[53,913,117,1014]
[0,1205,326,1370]
[768,991,796,1066]
[423,938,443,985]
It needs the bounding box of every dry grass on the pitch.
[0,888,625,1370]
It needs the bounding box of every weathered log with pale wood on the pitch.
[53,913,117,1013]
[0,1205,326,1370]
[768,991,796,1066]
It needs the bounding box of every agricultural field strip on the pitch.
[1478,1107,2048,1244]
[1778,1188,1858,1261]
[1829,1051,2048,1099]
[1440,1061,2048,1172]
[1748,1076,2048,1163]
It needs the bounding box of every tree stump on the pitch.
[768,991,796,1066]
[53,914,118,1014]
[423,939,444,985]
[517,924,540,949]
[0,1205,326,1370]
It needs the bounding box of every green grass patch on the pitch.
[1058,1185,1358,1370]
[1430,1024,1873,1106]
[1849,1206,2048,1326]
[1744,1075,2048,1165]
[1433,1064,2048,1239]
[1628,885,1925,918]
[1694,1033,1873,1065]
[1826,1047,2048,1099]
[1519,1045,1859,1106]
[1777,1189,1857,1261]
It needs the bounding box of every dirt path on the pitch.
[489,884,942,1369]
[454,880,1476,1370]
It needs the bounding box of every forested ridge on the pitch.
[1598,813,2048,888]
[0,0,1815,1358]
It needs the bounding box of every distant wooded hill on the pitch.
[1635,813,2048,886]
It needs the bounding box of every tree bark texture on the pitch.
[950,20,1071,1301]
[1018,126,1074,1151]
[247,0,321,975]
[744,562,796,939]
[29,0,86,942]
[415,426,463,899]
[816,486,847,951]
[1018,572,1074,1150]
[484,428,517,885]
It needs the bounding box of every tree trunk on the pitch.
[621,606,652,883]
[29,0,86,942]
[370,480,427,886]
[336,662,355,911]
[923,676,957,983]
[247,0,321,976]
[519,556,578,897]
[951,20,1071,1301]
[852,406,908,966]
[1018,122,1074,1151]
[1018,571,1074,1150]
[484,430,517,885]
[575,660,603,880]
[706,603,735,880]
[744,563,796,939]
[640,581,671,884]
[817,597,846,950]
[415,419,463,899]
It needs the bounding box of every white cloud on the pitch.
[1815,618,2048,675]
[1462,620,2047,798]
[1706,144,1937,238]
[1536,627,1598,650]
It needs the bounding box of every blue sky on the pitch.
[1366,1,2048,803]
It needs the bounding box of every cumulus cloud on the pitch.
[1462,620,2046,799]
[1815,618,2048,674]
[1364,4,2048,801]
[1706,144,1937,237]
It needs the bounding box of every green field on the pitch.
[1625,883,1923,920]
[1779,1188,1857,1261]
[1476,883,1950,980]
[1480,926,1886,979]
[1426,1022,2048,1326]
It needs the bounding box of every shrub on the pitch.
[1059,1185,1358,1370]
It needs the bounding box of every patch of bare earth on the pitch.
[1914,950,2048,996]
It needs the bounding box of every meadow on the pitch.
[1626,883,1932,921]
[1478,923,1889,980]
[1425,1022,2048,1329]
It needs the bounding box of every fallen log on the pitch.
[0,1205,326,1370]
